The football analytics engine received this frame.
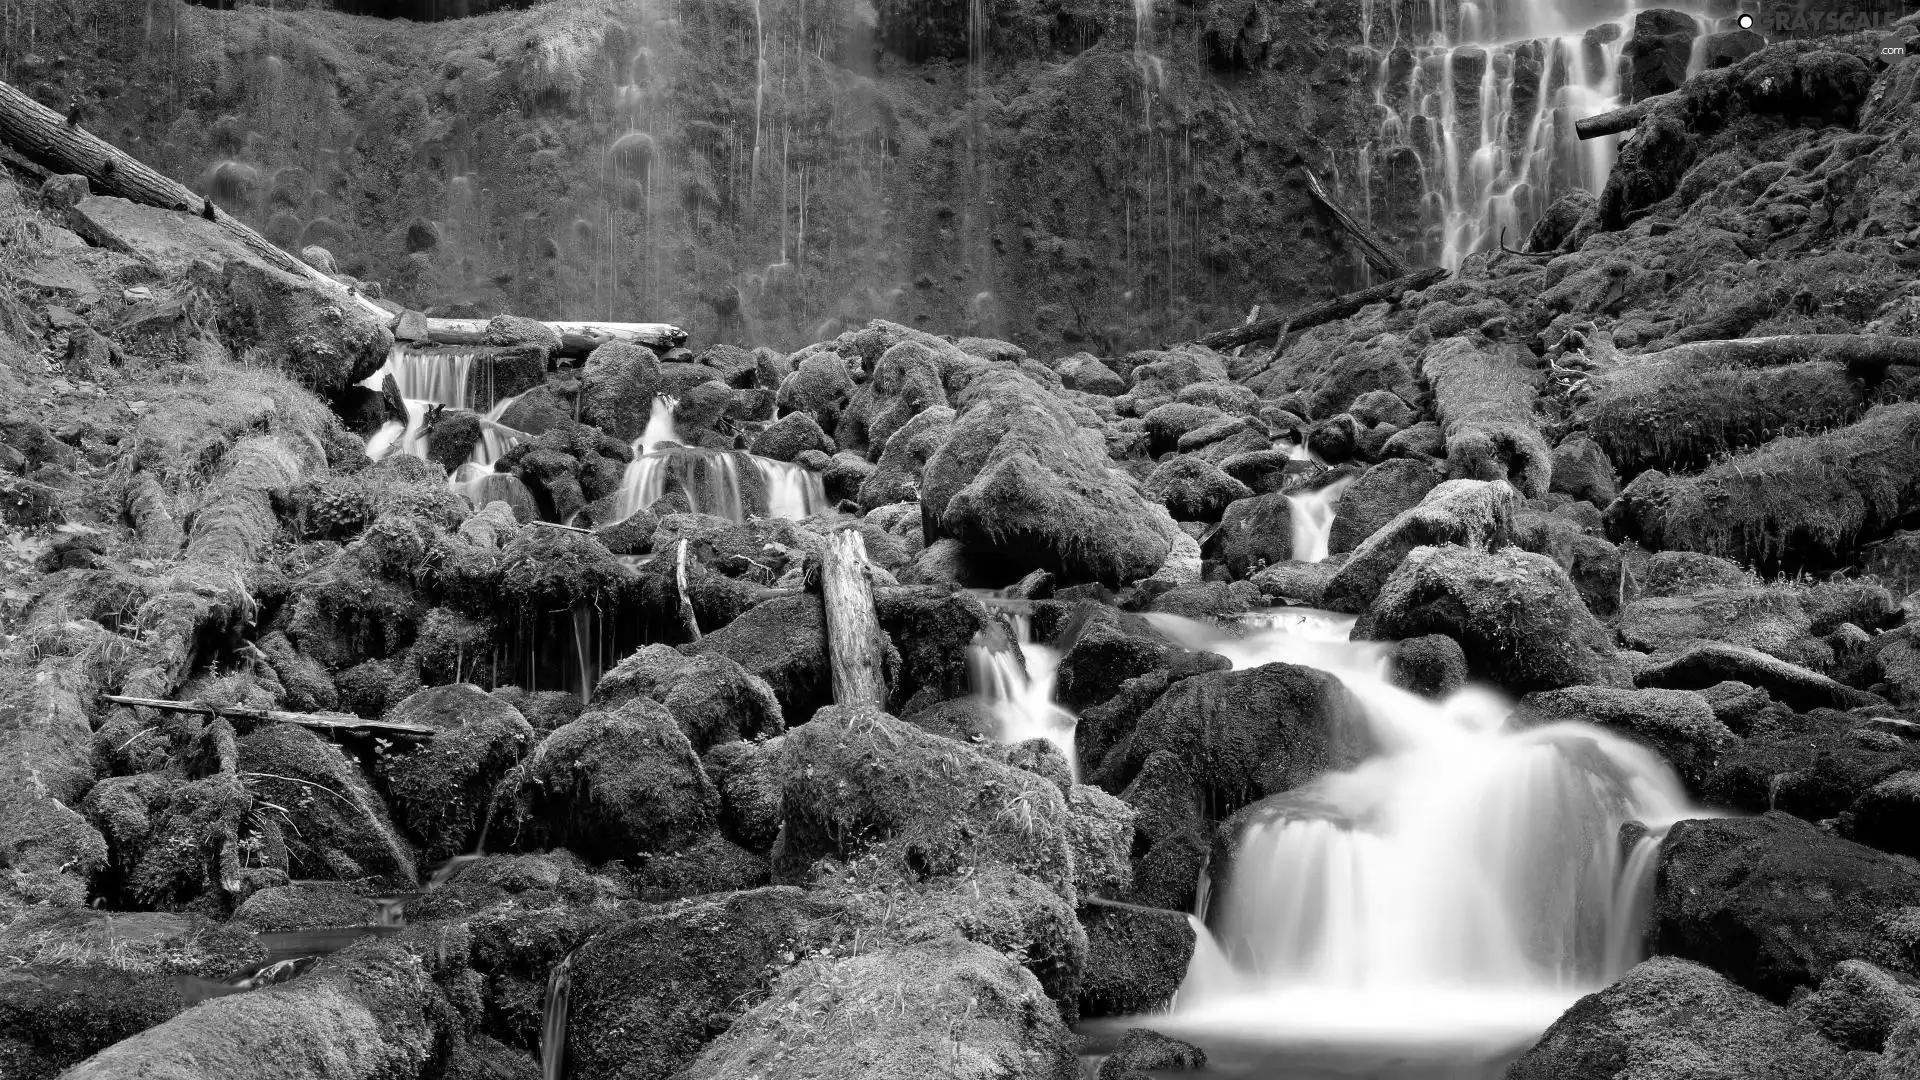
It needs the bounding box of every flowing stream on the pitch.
[965,598,1079,779]
[1132,609,1700,1066]
[610,396,828,524]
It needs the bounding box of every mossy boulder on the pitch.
[1077,902,1196,1019]
[238,725,417,889]
[512,697,718,864]
[378,684,536,865]
[1321,479,1521,613]
[1512,686,1735,794]
[1328,457,1445,556]
[0,968,187,1080]
[590,644,784,752]
[686,593,831,725]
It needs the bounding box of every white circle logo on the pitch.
[1737,12,1755,28]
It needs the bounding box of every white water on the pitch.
[612,396,828,524]
[966,603,1079,779]
[1145,610,1699,1052]
[359,348,527,483]
[1286,475,1355,564]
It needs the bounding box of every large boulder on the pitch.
[1355,545,1617,693]
[565,887,843,1080]
[1321,479,1521,613]
[1211,491,1294,579]
[1652,812,1920,1002]
[1703,712,1919,825]
[513,697,718,863]
[1792,959,1920,1054]
[673,937,1080,1080]
[1511,686,1735,794]
[589,644,784,751]
[858,405,955,511]
[1145,455,1252,523]
[1327,457,1444,555]
[1635,641,1882,711]
[751,410,833,462]
[1506,956,1859,1080]
[579,342,661,443]
[1615,587,1828,670]
[237,725,417,889]
[922,381,1179,585]
[1077,902,1196,1019]
[378,684,536,865]
[685,593,831,724]
[775,706,1077,898]
[216,260,393,394]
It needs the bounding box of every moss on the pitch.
[1584,360,1870,478]
[0,968,185,1080]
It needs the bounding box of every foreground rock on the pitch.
[1321,479,1520,613]
[1651,812,1920,1001]
[1511,686,1735,794]
[673,937,1081,1080]
[1506,956,1861,1080]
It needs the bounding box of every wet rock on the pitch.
[590,644,783,751]
[775,349,854,433]
[1616,587,1828,670]
[1322,479,1521,613]
[579,342,660,444]
[1328,457,1445,556]
[685,592,831,725]
[1382,419,1446,460]
[1145,403,1232,456]
[1636,641,1882,711]
[1146,455,1252,523]
[1357,545,1617,693]
[566,886,843,1080]
[1703,710,1918,823]
[702,738,782,853]
[1652,811,1920,1001]
[1389,633,1469,697]
[674,937,1079,1080]
[1549,433,1620,508]
[1513,686,1734,793]
[216,260,393,394]
[0,967,183,1079]
[377,684,536,865]
[1697,680,1772,734]
[923,380,1179,585]
[513,697,719,864]
[1055,605,1229,713]
[750,410,831,461]
[1065,783,1135,897]
[775,705,1076,898]
[1506,956,1858,1080]
[1210,491,1295,578]
[1844,770,1920,859]
[1099,1028,1207,1076]
[1622,9,1700,102]
[1078,902,1195,1018]
[1422,336,1553,498]
[1057,353,1128,396]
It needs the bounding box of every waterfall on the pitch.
[1286,475,1355,564]
[540,951,574,1080]
[966,601,1079,779]
[1143,609,1700,1050]
[1359,0,1649,269]
[755,458,828,519]
[469,394,523,468]
[611,396,829,525]
[365,398,432,462]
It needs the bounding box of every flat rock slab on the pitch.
[1636,640,1883,712]
[67,195,266,278]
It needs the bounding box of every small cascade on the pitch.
[540,951,574,1080]
[449,462,535,510]
[1143,610,1704,1052]
[965,600,1079,778]
[365,398,433,462]
[1286,475,1355,564]
[570,602,596,705]
[469,394,523,468]
[755,458,828,519]
[361,346,476,411]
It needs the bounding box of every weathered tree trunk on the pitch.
[124,470,182,553]
[0,80,391,323]
[1632,334,1920,375]
[405,316,686,354]
[99,695,437,738]
[1575,93,1675,140]
[674,538,702,642]
[818,531,888,709]
[1190,266,1447,351]
[1303,168,1411,280]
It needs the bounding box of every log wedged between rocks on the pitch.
[1627,333,1920,376]
[1303,168,1411,279]
[813,530,889,709]
[99,695,437,739]
[1189,266,1448,352]
[1575,92,1677,140]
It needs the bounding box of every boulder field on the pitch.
[2,10,1920,1080]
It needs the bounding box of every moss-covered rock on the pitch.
[1077,902,1195,1019]
[238,725,417,889]
[0,967,185,1080]
[1328,457,1445,556]
[590,644,783,751]
[703,738,783,853]
[1512,686,1734,794]
[1322,479,1522,613]
[378,684,535,865]
[685,592,831,724]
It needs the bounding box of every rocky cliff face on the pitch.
[5,0,1373,352]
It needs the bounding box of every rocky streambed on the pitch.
[4,16,1920,1080]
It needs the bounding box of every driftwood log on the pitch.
[100,694,436,738]
[1575,93,1676,140]
[401,316,686,354]
[817,530,889,709]
[1303,168,1411,280]
[1190,266,1448,351]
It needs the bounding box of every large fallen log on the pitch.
[99,695,436,739]
[404,316,686,354]
[0,79,391,324]
[1303,168,1411,280]
[1190,266,1447,351]
[815,530,888,709]
[1575,92,1676,140]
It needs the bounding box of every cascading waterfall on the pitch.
[1286,475,1355,564]
[611,395,829,524]
[1143,609,1701,1051]
[965,599,1079,778]
[1358,0,1673,269]
[540,951,574,1080]
[359,348,530,508]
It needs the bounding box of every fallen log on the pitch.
[1576,92,1676,140]
[405,316,686,355]
[1630,333,1920,376]
[0,79,390,325]
[1190,266,1448,352]
[1303,168,1411,280]
[674,538,702,642]
[816,530,888,709]
[99,695,436,739]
